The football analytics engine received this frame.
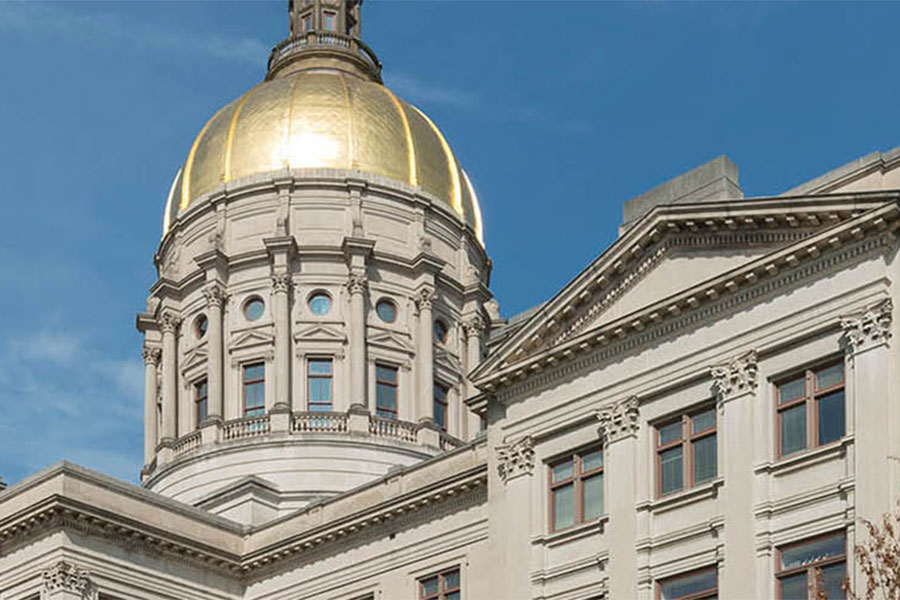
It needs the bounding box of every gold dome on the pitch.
[166,71,483,243]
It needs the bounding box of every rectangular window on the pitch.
[776,361,845,458]
[420,567,460,600]
[195,378,208,426]
[323,11,337,31]
[242,362,265,417]
[656,407,717,497]
[434,382,449,430]
[375,364,398,419]
[658,567,717,600]
[777,532,846,600]
[308,358,333,412]
[301,13,313,32]
[549,447,604,532]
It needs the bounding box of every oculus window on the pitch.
[243,297,265,322]
[308,293,331,316]
[376,299,397,323]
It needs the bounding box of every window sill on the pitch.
[637,477,724,514]
[532,515,609,548]
[754,435,853,477]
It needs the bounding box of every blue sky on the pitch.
[2,1,900,486]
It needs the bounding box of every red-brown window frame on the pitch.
[655,407,717,498]
[375,363,398,419]
[242,362,265,417]
[775,531,846,600]
[307,357,333,411]
[656,566,718,600]
[194,378,208,427]
[548,446,604,532]
[775,360,845,459]
[419,567,460,600]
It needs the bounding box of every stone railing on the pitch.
[292,411,349,434]
[267,32,381,73]
[172,430,201,457]
[369,415,418,444]
[223,415,271,441]
[439,430,466,452]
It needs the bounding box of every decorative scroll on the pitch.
[41,561,95,599]
[597,396,639,443]
[841,298,893,352]
[496,435,535,483]
[710,349,758,403]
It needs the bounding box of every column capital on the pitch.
[345,273,368,296]
[597,396,640,443]
[496,435,535,483]
[202,282,228,307]
[142,346,162,366]
[271,272,293,295]
[41,561,96,599]
[463,314,486,338]
[841,298,892,353]
[414,286,436,313]
[158,311,182,334]
[710,349,758,405]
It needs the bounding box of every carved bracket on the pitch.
[41,561,96,599]
[710,349,758,405]
[841,298,893,353]
[597,396,639,443]
[496,435,535,483]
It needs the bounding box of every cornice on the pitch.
[473,194,900,383]
[477,201,900,396]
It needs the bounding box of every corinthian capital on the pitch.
[344,273,368,296]
[711,349,758,403]
[42,561,95,599]
[414,287,435,313]
[203,282,227,307]
[496,435,535,483]
[271,273,292,295]
[142,346,162,366]
[464,314,486,338]
[597,396,639,443]
[159,311,182,334]
[841,298,893,353]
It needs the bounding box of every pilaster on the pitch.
[141,345,161,467]
[159,310,181,454]
[264,236,297,412]
[343,236,375,409]
[202,282,227,423]
[491,434,535,599]
[415,286,436,424]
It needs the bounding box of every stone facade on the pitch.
[3,3,900,600]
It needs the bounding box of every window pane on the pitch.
[692,409,715,433]
[552,460,573,483]
[421,576,438,596]
[821,562,847,600]
[583,473,603,520]
[443,570,460,589]
[197,398,208,423]
[780,404,806,456]
[660,569,716,600]
[659,421,682,445]
[693,434,717,484]
[779,378,806,404]
[309,378,332,405]
[815,363,843,390]
[780,534,845,570]
[308,359,332,375]
[376,300,397,323]
[779,572,808,600]
[309,294,331,316]
[818,390,845,446]
[581,449,603,472]
[660,446,683,495]
[553,483,575,530]
[433,399,447,428]
[445,593,460,600]
[376,365,397,383]
[244,363,264,381]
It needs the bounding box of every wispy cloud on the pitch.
[388,73,481,110]
[0,2,267,65]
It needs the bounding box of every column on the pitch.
[711,350,758,598]
[203,283,226,421]
[416,287,435,423]
[346,273,368,408]
[271,273,292,411]
[597,396,640,599]
[142,345,161,465]
[463,315,485,438]
[159,311,181,444]
[41,561,97,600]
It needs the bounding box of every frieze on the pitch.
[597,396,640,443]
[496,436,535,483]
[841,298,893,352]
[710,350,758,403]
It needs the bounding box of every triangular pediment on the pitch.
[473,195,898,382]
[435,346,462,373]
[294,323,346,343]
[181,344,208,373]
[230,329,275,352]
[368,328,415,353]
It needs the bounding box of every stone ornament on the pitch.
[142,346,161,366]
[463,315,486,338]
[203,283,227,307]
[597,396,640,443]
[496,435,535,483]
[710,349,758,403]
[344,273,368,296]
[158,311,182,334]
[414,287,435,313]
[41,561,96,599]
[271,273,292,294]
[841,298,893,352]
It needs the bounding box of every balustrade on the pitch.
[172,431,201,456]
[223,415,271,441]
[292,411,349,434]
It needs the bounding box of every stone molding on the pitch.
[203,282,228,307]
[496,435,535,483]
[271,272,292,295]
[710,349,758,404]
[142,346,162,366]
[597,396,640,443]
[344,273,368,296]
[158,311,182,334]
[841,298,892,353]
[414,287,436,313]
[41,561,96,599]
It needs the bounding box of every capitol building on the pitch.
[3,2,900,599]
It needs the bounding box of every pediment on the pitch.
[230,329,275,352]
[294,323,346,343]
[368,328,415,353]
[181,344,208,373]
[435,346,462,373]
[474,195,897,380]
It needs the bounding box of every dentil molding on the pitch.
[496,435,535,483]
[710,349,758,404]
[41,561,96,599]
[841,298,892,353]
[597,396,640,443]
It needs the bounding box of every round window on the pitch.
[244,297,265,322]
[309,293,332,316]
[195,314,208,339]
[434,319,449,343]
[376,299,397,323]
